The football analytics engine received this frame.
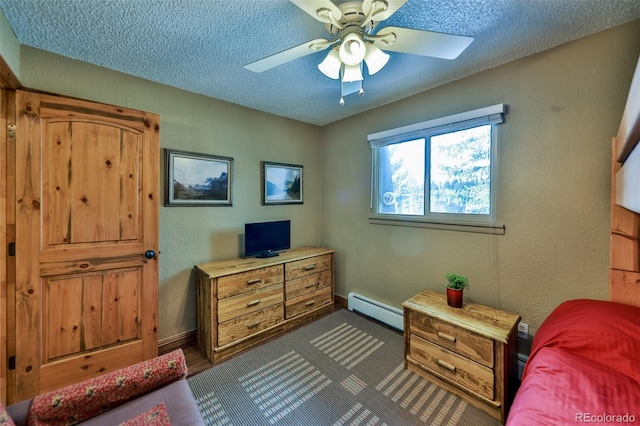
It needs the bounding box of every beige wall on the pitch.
[6,15,640,344]
[0,9,19,77]
[17,47,324,340]
[321,19,640,338]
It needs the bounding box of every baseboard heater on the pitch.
[347,292,404,331]
[517,353,529,380]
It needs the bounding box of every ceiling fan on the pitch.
[244,0,473,105]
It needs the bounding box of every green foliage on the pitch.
[445,272,468,290]
[430,126,491,214]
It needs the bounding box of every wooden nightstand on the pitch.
[402,290,520,424]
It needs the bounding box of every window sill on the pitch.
[368,217,505,235]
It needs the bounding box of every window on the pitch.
[369,104,505,229]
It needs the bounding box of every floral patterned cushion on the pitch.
[119,402,171,426]
[29,349,187,426]
[0,402,16,425]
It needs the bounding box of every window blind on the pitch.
[368,104,505,149]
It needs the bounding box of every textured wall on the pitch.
[321,20,640,340]
[10,18,640,345]
[17,48,324,339]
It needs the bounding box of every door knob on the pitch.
[144,250,156,259]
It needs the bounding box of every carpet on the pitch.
[188,309,501,426]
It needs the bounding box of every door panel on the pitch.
[44,121,140,244]
[13,90,159,402]
[42,269,141,361]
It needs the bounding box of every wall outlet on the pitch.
[517,322,529,340]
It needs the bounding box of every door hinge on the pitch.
[7,124,15,140]
[8,242,15,256]
[7,355,15,371]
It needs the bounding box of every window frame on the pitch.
[368,104,505,231]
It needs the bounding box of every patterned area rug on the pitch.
[188,309,501,426]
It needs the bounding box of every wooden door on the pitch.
[11,90,159,402]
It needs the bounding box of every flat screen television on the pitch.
[244,220,290,258]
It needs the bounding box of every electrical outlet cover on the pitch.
[517,322,528,339]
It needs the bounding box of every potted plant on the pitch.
[445,272,468,308]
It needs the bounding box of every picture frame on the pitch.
[261,161,303,205]
[164,149,233,206]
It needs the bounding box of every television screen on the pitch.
[244,220,291,258]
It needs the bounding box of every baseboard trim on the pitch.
[158,329,197,355]
[335,294,348,309]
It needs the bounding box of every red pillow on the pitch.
[0,402,16,426]
[120,402,171,426]
[524,299,640,384]
[29,349,187,426]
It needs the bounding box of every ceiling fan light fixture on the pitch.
[340,78,363,106]
[338,32,366,66]
[342,63,364,82]
[247,0,474,109]
[318,48,341,79]
[364,43,390,75]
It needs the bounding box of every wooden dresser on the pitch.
[194,246,334,362]
[402,290,520,424]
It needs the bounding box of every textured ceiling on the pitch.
[0,0,639,126]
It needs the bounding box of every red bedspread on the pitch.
[507,299,640,425]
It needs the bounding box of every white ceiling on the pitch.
[0,0,639,126]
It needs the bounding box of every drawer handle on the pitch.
[304,264,316,271]
[247,321,261,329]
[437,331,456,343]
[247,299,261,307]
[437,359,457,373]
[247,278,261,285]
[305,282,318,289]
[305,300,316,307]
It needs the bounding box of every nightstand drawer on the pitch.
[217,265,284,299]
[285,286,332,318]
[285,270,332,300]
[218,304,284,346]
[218,283,283,322]
[409,310,494,368]
[410,335,494,400]
[285,254,332,281]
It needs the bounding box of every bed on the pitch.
[506,299,640,425]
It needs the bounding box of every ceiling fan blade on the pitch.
[244,38,332,73]
[362,0,407,22]
[373,26,473,60]
[290,0,342,25]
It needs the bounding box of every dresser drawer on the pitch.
[218,284,283,322]
[410,335,494,400]
[218,304,284,346]
[285,270,332,300]
[409,310,494,368]
[217,265,284,299]
[285,254,332,281]
[285,286,332,319]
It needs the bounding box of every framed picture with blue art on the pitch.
[164,149,233,206]
[261,161,303,205]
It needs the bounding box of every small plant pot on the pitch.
[446,288,464,308]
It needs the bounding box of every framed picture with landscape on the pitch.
[165,149,233,206]
[261,161,303,205]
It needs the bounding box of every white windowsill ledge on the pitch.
[368,217,506,235]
